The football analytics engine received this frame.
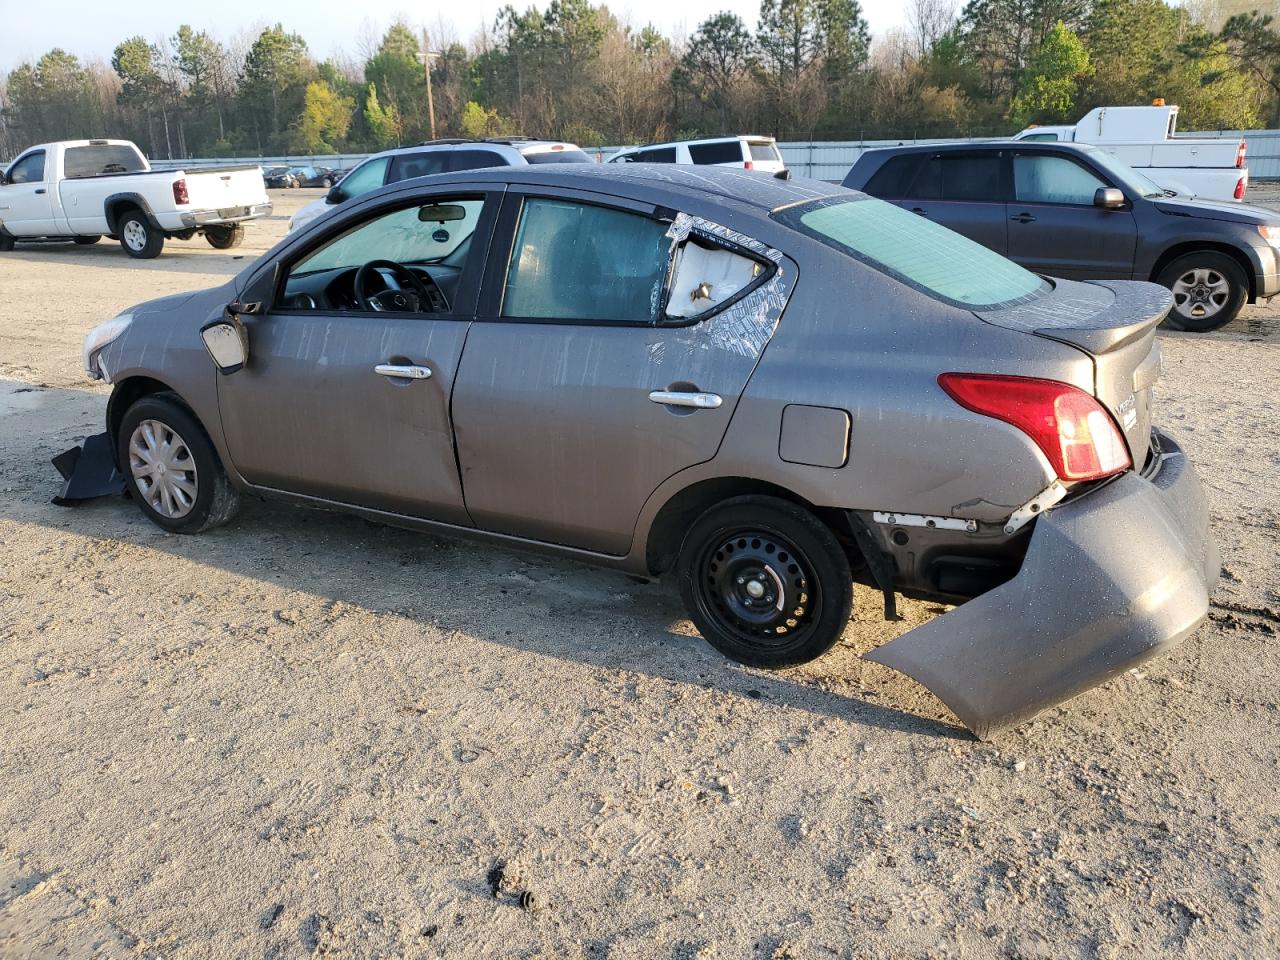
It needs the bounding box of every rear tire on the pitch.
[117,393,240,533]
[1156,251,1248,332]
[74,235,102,245]
[677,496,854,668]
[116,209,164,259]
[205,224,245,250]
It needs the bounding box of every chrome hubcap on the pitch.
[1171,268,1229,319]
[123,220,147,251]
[128,419,198,518]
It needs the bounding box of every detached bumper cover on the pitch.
[867,429,1218,738]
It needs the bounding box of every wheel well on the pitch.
[105,200,145,235]
[1150,242,1256,302]
[644,477,860,576]
[107,376,177,445]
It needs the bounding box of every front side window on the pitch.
[292,198,485,276]
[336,156,390,198]
[64,145,146,178]
[774,196,1045,309]
[1014,154,1106,205]
[7,151,46,184]
[689,141,745,165]
[502,198,671,322]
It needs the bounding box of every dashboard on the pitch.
[281,262,460,314]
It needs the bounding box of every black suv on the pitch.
[844,141,1280,330]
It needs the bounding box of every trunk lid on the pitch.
[182,165,269,211]
[973,278,1170,468]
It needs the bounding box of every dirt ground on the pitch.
[1,187,1278,960]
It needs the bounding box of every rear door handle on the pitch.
[375,363,432,380]
[649,390,722,409]
[1010,212,1036,223]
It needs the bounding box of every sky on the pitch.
[0,0,910,70]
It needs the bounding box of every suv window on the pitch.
[628,147,677,163]
[502,198,671,322]
[689,141,745,165]
[335,156,390,199]
[7,151,45,184]
[748,142,780,161]
[773,195,1044,309]
[64,145,145,179]
[906,153,1003,202]
[449,149,508,172]
[862,155,922,198]
[1020,133,1061,142]
[1014,154,1106,205]
[523,148,593,164]
[389,152,451,183]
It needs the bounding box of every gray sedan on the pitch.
[72,165,1218,738]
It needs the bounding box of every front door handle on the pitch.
[375,363,432,380]
[649,390,722,409]
[1010,212,1036,223]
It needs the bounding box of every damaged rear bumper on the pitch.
[867,428,1219,739]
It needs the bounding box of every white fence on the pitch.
[139,128,1280,182]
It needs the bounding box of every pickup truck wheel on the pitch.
[117,209,164,259]
[73,235,102,245]
[118,394,240,533]
[1157,252,1247,332]
[204,224,245,250]
[677,496,854,669]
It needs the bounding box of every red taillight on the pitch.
[938,374,1131,482]
[172,178,189,205]
[1234,176,1247,200]
[1237,140,1247,168]
[744,160,754,170]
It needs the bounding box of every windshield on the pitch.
[292,199,484,275]
[1077,144,1168,198]
[523,148,593,164]
[774,195,1046,309]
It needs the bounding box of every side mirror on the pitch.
[200,302,257,374]
[1094,187,1125,209]
[326,186,345,204]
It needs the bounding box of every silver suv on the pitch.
[289,138,593,233]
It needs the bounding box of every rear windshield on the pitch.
[523,148,593,164]
[64,144,146,179]
[774,196,1045,309]
[749,142,780,161]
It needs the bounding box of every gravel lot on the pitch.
[1,188,1279,959]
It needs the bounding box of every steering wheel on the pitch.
[353,259,445,313]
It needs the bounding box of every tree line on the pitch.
[3,0,1280,162]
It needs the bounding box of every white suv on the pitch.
[608,136,786,174]
[289,138,593,233]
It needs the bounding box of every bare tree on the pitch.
[907,0,958,60]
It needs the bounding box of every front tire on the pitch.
[74,235,102,245]
[116,209,164,259]
[1156,251,1248,332]
[117,394,240,533]
[677,496,854,668]
[204,224,245,250]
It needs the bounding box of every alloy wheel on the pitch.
[1171,267,1230,320]
[122,220,148,253]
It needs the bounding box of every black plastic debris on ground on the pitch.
[52,432,125,505]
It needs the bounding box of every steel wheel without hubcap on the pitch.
[128,419,199,519]
[693,529,820,653]
[1171,267,1230,322]
[122,220,148,253]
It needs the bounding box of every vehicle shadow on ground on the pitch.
[3,378,966,742]
[5,243,260,278]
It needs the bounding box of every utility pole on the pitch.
[421,29,437,140]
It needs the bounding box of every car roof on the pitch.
[386,163,845,212]
[615,135,776,154]
[863,140,1098,157]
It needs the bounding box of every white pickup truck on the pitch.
[1014,105,1248,203]
[0,139,271,258]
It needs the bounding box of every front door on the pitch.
[0,150,54,236]
[216,189,498,525]
[451,189,794,555]
[1006,151,1138,279]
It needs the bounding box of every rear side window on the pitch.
[774,196,1044,309]
[336,156,390,198]
[449,149,508,172]
[389,152,450,182]
[522,148,593,164]
[630,147,677,163]
[7,151,45,184]
[64,145,146,178]
[689,141,745,165]
[502,198,671,322]
[1014,154,1106,205]
[905,154,1003,202]
[748,142,780,161]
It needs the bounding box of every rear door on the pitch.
[451,188,790,555]
[1008,151,1137,279]
[880,151,1010,255]
[0,149,55,236]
